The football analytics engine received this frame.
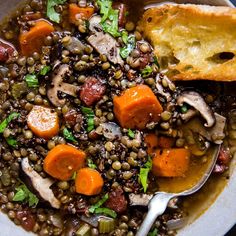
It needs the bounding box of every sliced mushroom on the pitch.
[181,113,226,144]
[21,158,61,209]
[87,16,124,65]
[177,91,216,127]
[129,193,153,206]
[47,64,79,107]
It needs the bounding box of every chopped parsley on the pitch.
[6,137,18,147]
[153,56,160,69]
[121,30,128,44]
[120,35,136,59]
[25,74,39,88]
[94,207,117,218]
[47,0,67,23]
[180,104,188,114]
[128,129,135,139]
[63,128,77,143]
[141,66,153,78]
[139,157,152,193]
[148,228,159,236]
[81,107,95,132]
[0,112,20,133]
[89,193,117,218]
[89,193,109,213]
[40,65,51,75]
[97,0,121,37]
[87,159,97,169]
[13,184,39,207]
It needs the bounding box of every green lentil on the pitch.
[112,161,122,170]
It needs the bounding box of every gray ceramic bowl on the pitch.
[0,0,235,235]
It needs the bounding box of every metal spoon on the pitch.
[136,145,220,236]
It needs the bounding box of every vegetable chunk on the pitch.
[19,20,54,56]
[152,148,190,177]
[75,168,104,196]
[27,105,59,139]
[44,144,86,180]
[69,4,94,24]
[144,133,158,155]
[113,85,163,129]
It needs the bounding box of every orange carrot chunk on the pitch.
[75,168,104,196]
[69,4,95,24]
[19,19,54,56]
[27,105,59,139]
[158,136,175,149]
[113,85,163,129]
[145,133,159,155]
[152,148,190,177]
[44,144,86,181]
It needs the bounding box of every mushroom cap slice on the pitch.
[21,158,61,209]
[177,91,216,127]
[47,64,79,107]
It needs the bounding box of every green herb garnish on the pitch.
[25,74,39,88]
[128,129,135,139]
[47,0,67,23]
[13,184,39,207]
[81,107,95,132]
[153,56,160,69]
[63,128,77,143]
[97,0,121,37]
[121,30,128,44]
[89,193,109,213]
[120,35,136,59]
[139,157,152,193]
[180,104,188,114]
[94,207,117,218]
[71,171,77,180]
[148,228,158,236]
[88,159,97,169]
[141,66,153,78]
[40,65,51,75]
[97,0,112,22]
[0,112,20,133]
[6,137,18,147]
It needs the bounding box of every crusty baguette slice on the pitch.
[138,4,236,81]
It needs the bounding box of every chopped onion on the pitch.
[166,218,188,230]
[99,122,122,140]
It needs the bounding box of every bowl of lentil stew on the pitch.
[0,0,236,236]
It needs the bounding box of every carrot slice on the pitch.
[145,133,158,154]
[19,19,54,56]
[75,168,104,196]
[158,136,175,149]
[152,148,190,177]
[69,4,94,24]
[44,144,86,181]
[113,85,163,129]
[27,105,59,139]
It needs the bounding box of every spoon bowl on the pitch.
[136,145,220,236]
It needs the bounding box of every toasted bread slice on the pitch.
[138,4,236,81]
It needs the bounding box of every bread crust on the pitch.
[138,4,236,81]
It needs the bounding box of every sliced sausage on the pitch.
[80,77,106,106]
[113,3,128,27]
[16,210,36,232]
[64,109,83,127]
[105,187,127,213]
[213,146,231,174]
[0,39,16,62]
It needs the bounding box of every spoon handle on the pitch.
[136,192,174,236]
